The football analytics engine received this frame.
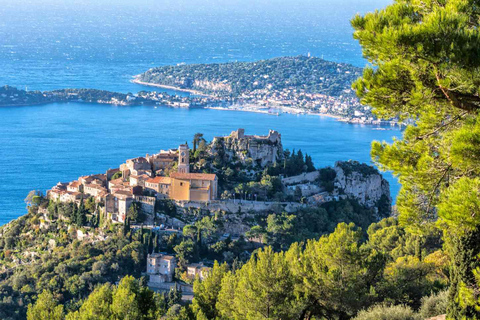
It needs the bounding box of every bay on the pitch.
[0,103,400,225]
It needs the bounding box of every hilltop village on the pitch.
[41,129,391,286]
[0,129,393,319]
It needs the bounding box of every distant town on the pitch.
[1,56,407,126]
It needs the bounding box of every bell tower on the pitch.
[178,144,190,173]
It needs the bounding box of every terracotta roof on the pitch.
[146,176,172,184]
[69,181,81,187]
[113,190,133,198]
[170,172,217,181]
[128,157,148,163]
[110,178,124,185]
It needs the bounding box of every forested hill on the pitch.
[137,56,363,97]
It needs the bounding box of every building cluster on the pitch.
[146,253,211,284]
[48,144,218,223]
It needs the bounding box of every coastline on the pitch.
[205,105,343,120]
[131,77,211,97]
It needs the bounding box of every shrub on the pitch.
[353,304,421,320]
[419,290,448,318]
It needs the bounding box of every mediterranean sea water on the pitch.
[0,0,397,225]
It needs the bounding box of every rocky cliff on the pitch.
[333,160,391,209]
[211,128,284,167]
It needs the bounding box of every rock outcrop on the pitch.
[333,160,391,209]
[211,128,284,167]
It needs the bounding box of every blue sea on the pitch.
[0,0,396,225]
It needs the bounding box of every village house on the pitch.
[60,191,83,203]
[120,157,152,179]
[84,183,108,198]
[147,253,177,283]
[146,150,177,172]
[67,181,82,193]
[186,262,211,280]
[129,174,150,188]
[145,176,171,198]
[79,174,106,187]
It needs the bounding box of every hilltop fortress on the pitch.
[211,128,284,167]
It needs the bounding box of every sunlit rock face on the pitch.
[211,128,284,167]
[334,160,391,209]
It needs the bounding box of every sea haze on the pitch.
[0,0,391,91]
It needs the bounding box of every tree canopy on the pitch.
[352,0,480,317]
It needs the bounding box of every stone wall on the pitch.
[175,199,306,214]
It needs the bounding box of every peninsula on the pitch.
[1,56,404,126]
[135,55,403,126]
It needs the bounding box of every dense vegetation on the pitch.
[138,56,362,97]
[9,0,480,318]
[24,220,448,319]
[0,86,205,108]
[351,0,480,318]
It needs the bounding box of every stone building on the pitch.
[211,128,284,167]
[177,144,190,174]
[146,150,177,172]
[186,262,211,280]
[134,195,156,215]
[147,253,177,283]
[145,176,171,198]
[120,157,152,179]
[170,172,218,202]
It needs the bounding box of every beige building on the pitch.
[129,174,150,187]
[67,181,82,193]
[170,172,217,202]
[146,150,177,172]
[186,262,211,280]
[145,176,171,197]
[147,253,177,283]
[120,157,152,179]
[84,184,107,197]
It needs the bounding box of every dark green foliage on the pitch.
[0,215,146,319]
[250,199,388,251]
[110,171,122,180]
[447,227,480,319]
[128,201,144,222]
[419,290,448,319]
[139,56,362,97]
[317,167,336,192]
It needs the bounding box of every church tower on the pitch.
[178,144,190,173]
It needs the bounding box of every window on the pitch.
[180,182,184,186]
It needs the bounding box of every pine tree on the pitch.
[352,1,480,317]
